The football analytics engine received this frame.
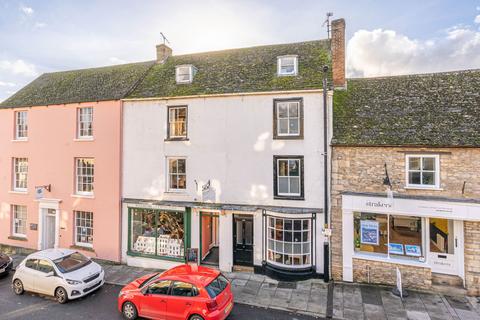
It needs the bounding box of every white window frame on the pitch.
[168,106,188,139]
[15,111,28,140]
[167,157,187,192]
[266,217,312,268]
[276,158,302,197]
[77,107,93,139]
[74,211,94,248]
[277,55,298,76]
[75,158,94,196]
[275,101,301,137]
[175,65,195,84]
[13,157,28,192]
[405,154,440,189]
[12,205,27,238]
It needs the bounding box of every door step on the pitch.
[233,265,254,272]
[432,284,467,297]
[432,273,464,287]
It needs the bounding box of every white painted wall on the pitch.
[122,92,328,209]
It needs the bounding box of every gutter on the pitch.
[322,66,330,283]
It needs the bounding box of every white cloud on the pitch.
[475,15,480,24]
[20,5,34,16]
[34,22,47,28]
[0,81,16,87]
[347,25,480,77]
[0,60,38,77]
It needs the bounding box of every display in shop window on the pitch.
[360,220,379,245]
[388,243,404,255]
[405,245,422,257]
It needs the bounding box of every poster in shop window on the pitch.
[389,243,404,255]
[405,245,422,257]
[360,220,379,245]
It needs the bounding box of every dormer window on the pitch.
[277,55,298,76]
[176,65,196,84]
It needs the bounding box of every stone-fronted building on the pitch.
[331,70,480,295]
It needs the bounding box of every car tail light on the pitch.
[206,300,218,312]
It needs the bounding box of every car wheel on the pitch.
[189,315,204,320]
[122,301,138,320]
[55,287,68,304]
[12,279,24,295]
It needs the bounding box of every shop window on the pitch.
[130,208,185,259]
[406,155,439,188]
[267,217,311,267]
[354,212,425,260]
[354,212,388,255]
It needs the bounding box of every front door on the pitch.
[429,218,463,276]
[233,215,253,266]
[43,209,56,250]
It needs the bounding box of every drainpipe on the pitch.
[322,65,330,282]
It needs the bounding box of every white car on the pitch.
[12,248,105,303]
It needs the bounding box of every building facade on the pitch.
[120,19,345,279]
[331,70,480,295]
[0,62,153,262]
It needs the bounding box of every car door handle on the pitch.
[160,299,167,303]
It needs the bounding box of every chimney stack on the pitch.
[331,18,346,88]
[156,44,172,63]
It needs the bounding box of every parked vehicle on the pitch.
[0,253,13,276]
[12,248,104,303]
[118,264,234,320]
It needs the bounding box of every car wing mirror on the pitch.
[140,287,149,295]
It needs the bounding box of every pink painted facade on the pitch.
[0,100,122,262]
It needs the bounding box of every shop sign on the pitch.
[360,220,379,245]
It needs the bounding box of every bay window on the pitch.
[130,208,185,259]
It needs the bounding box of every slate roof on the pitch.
[0,61,154,108]
[332,69,480,147]
[127,40,331,99]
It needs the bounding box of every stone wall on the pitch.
[465,221,480,296]
[353,258,432,290]
[331,146,480,293]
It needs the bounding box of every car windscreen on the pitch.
[53,252,91,273]
[205,274,229,298]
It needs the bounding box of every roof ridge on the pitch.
[346,68,480,81]
[41,60,155,76]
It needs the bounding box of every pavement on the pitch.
[7,254,480,320]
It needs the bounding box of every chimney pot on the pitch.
[331,18,346,88]
[156,44,172,63]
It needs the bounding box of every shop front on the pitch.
[342,193,479,290]
[122,200,325,280]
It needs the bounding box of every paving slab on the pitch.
[288,289,310,311]
[364,303,387,320]
[381,289,407,319]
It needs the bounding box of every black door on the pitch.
[233,215,254,266]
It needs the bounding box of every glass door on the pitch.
[428,218,461,275]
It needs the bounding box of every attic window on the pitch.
[277,55,298,76]
[176,65,196,84]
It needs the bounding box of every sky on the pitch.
[0,0,480,102]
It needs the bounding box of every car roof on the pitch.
[27,248,77,261]
[160,264,220,287]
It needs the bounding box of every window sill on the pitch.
[127,250,186,263]
[9,190,28,195]
[71,194,95,199]
[12,139,28,142]
[70,244,95,252]
[274,195,304,201]
[164,137,189,142]
[164,190,188,194]
[273,135,303,140]
[8,236,27,241]
[404,186,443,191]
[353,252,427,268]
[277,73,297,77]
[73,137,94,142]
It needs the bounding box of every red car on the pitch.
[118,264,234,320]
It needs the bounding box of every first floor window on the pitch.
[274,99,302,138]
[77,107,93,138]
[130,208,185,259]
[75,211,93,247]
[354,212,425,260]
[76,158,94,195]
[168,106,187,139]
[168,158,186,191]
[267,216,312,267]
[12,205,27,237]
[274,156,304,199]
[13,157,28,191]
[406,155,439,188]
[15,111,28,140]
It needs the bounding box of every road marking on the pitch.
[0,300,51,320]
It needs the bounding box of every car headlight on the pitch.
[66,279,82,285]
